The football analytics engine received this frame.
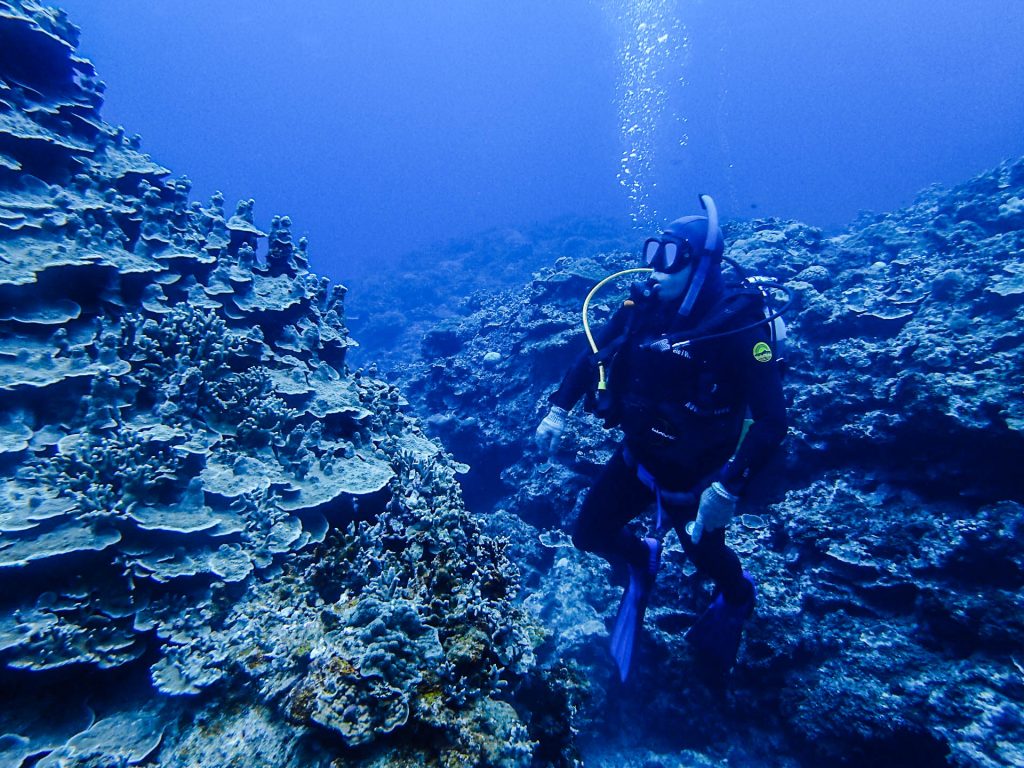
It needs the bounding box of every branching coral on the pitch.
[121,306,248,407]
[31,424,184,519]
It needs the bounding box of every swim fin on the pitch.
[610,537,661,683]
[685,571,755,677]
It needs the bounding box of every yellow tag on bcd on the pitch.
[753,341,773,363]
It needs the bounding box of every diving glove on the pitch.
[690,481,738,544]
[534,406,567,454]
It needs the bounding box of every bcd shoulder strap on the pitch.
[659,285,766,348]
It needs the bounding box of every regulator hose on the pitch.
[582,268,654,391]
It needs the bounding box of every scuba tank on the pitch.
[743,273,789,373]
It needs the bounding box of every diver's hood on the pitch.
[665,194,724,317]
[663,215,724,260]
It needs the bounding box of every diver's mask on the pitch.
[641,235,697,274]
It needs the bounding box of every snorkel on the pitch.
[676,193,720,317]
[700,193,720,251]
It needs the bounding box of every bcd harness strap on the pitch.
[592,287,766,424]
[646,286,767,353]
[624,415,755,534]
[623,446,698,531]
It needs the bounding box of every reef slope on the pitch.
[0,3,545,766]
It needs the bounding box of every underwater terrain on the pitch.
[1,1,1023,766]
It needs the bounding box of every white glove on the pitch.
[691,481,738,544]
[534,406,567,455]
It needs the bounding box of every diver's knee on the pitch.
[571,528,596,553]
[571,522,604,554]
[681,527,726,562]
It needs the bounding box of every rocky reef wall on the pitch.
[386,158,1024,766]
[0,3,549,766]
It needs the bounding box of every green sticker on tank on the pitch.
[753,342,773,363]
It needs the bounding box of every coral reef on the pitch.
[0,2,541,765]
[377,157,1024,766]
[4,1,1023,766]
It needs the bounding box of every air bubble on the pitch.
[602,0,689,228]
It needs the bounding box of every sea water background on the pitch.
[56,0,1024,283]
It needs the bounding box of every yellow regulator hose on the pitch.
[582,267,653,391]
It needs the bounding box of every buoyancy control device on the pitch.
[581,256,792,424]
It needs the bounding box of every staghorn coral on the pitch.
[32,421,185,518]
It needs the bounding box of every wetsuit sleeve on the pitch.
[548,305,631,412]
[719,327,787,495]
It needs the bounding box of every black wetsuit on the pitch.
[549,284,787,605]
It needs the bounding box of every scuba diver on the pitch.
[534,194,788,682]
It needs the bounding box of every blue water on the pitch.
[57,0,1024,282]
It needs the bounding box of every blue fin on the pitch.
[610,538,660,683]
[685,572,756,676]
